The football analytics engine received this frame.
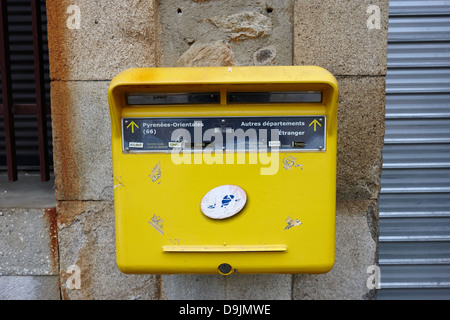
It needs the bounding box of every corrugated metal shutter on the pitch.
[378,0,450,299]
[0,0,52,170]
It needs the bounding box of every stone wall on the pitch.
[45,0,388,299]
[292,1,387,299]
[159,0,293,67]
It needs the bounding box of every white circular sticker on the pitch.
[200,185,247,220]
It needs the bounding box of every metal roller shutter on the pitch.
[0,0,52,171]
[378,0,450,299]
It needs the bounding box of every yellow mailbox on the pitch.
[108,66,338,275]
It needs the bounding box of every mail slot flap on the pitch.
[108,66,339,137]
[125,91,323,105]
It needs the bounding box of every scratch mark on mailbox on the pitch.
[282,155,303,171]
[285,216,302,231]
[114,176,125,189]
[149,214,164,235]
[149,161,162,184]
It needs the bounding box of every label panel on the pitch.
[122,116,326,152]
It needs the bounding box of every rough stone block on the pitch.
[159,0,293,67]
[57,201,161,300]
[336,76,385,200]
[292,200,378,300]
[161,275,227,300]
[225,274,292,299]
[46,0,159,80]
[161,274,292,300]
[0,208,58,276]
[0,276,60,300]
[50,81,113,201]
[175,40,235,67]
[294,0,389,75]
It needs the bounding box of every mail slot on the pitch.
[108,66,339,274]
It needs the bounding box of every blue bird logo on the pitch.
[221,195,235,207]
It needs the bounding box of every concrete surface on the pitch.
[0,276,60,300]
[294,0,389,76]
[0,173,59,300]
[161,274,292,300]
[293,201,378,300]
[50,81,113,201]
[57,201,161,300]
[336,76,386,200]
[46,0,159,81]
[0,208,58,276]
[0,173,56,209]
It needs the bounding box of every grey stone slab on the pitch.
[0,173,56,209]
[294,0,389,76]
[292,200,378,300]
[0,276,60,300]
[335,76,385,201]
[46,0,159,80]
[57,201,161,300]
[0,208,58,276]
[225,274,292,300]
[161,274,292,300]
[50,81,113,201]
[161,274,227,300]
[159,0,293,67]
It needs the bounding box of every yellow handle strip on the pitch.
[162,245,287,253]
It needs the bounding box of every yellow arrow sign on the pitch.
[309,119,322,132]
[127,121,139,134]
